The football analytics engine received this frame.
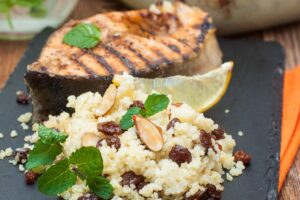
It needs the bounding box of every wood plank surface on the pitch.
[0,0,299,199]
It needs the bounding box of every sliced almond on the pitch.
[96,84,117,116]
[81,132,100,147]
[133,115,163,151]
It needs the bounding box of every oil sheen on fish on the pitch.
[25,1,222,122]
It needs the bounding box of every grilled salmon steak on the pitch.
[25,1,222,121]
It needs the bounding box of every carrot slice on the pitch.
[281,67,300,158]
[279,108,300,190]
[279,65,300,190]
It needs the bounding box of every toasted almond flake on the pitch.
[81,132,101,147]
[95,84,117,116]
[133,115,163,152]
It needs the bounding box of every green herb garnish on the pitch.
[142,94,170,117]
[26,125,67,170]
[26,126,113,199]
[120,94,170,130]
[120,107,141,130]
[38,159,77,196]
[87,175,113,200]
[0,0,46,29]
[63,23,101,49]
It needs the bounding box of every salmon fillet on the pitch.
[25,1,222,121]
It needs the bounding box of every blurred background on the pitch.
[0,1,299,198]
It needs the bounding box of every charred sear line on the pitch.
[165,43,190,61]
[127,46,158,71]
[71,54,97,77]
[155,50,173,66]
[177,39,199,53]
[195,16,213,45]
[167,44,181,54]
[103,45,136,73]
[84,49,114,75]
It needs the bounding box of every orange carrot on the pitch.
[279,108,300,190]
[281,67,300,158]
[279,65,300,190]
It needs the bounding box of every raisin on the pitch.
[167,118,181,130]
[97,136,121,150]
[24,171,38,185]
[200,130,212,149]
[16,91,30,105]
[14,148,30,164]
[121,171,147,191]
[77,193,99,200]
[184,190,208,200]
[234,150,252,165]
[211,129,225,140]
[97,121,123,136]
[168,145,192,166]
[206,184,222,199]
[129,100,145,110]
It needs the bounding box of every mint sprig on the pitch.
[87,175,113,199]
[26,141,63,170]
[63,23,101,49]
[120,94,170,130]
[38,125,68,144]
[38,147,112,199]
[120,107,141,130]
[69,147,103,177]
[26,125,67,170]
[143,94,170,117]
[26,126,113,199]
[38,159,77,196]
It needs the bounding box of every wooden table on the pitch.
[0,0,299,199]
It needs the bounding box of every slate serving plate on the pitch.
[0,29,283,200]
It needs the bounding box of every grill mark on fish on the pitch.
[155,50,173,65]
[103,45,136,73]
[71,54,97,77]
[167,44,181,54]
[177,38,199,53]
[194,16,213,52]
[163,42,189,61]
[127,45,159,70]
[83,49,114,75]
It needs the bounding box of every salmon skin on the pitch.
[25,1,222,122]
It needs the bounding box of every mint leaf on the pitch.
[87,176,113,200]
[120,107,141,130]
[70,147,103,177]
[143,94,169,117]
[38,125,68,145]
[63,23,101,49]
[26,141,63,170]
[38,159,76,196]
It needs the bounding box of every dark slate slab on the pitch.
[0,28,283,200]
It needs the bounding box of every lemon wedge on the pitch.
[114,62,233,113]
